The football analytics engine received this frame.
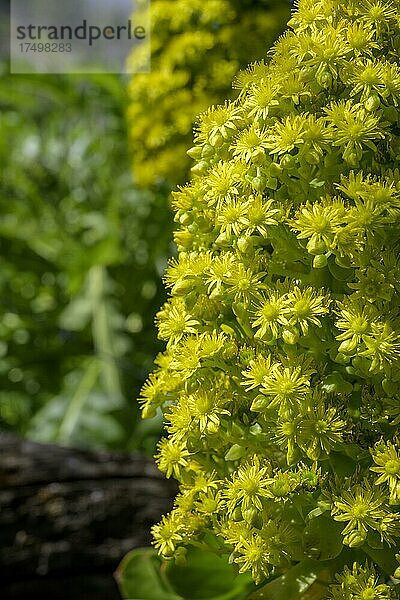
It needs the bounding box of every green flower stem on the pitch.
[57,358,100,443]
[89,265,123,406]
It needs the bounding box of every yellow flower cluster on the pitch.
[139,0,400,593]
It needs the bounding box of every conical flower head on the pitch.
[142,0,400,591]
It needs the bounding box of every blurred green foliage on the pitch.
[0,2,290,453]
[0,68,172,452]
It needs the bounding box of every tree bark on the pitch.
[0,433,176,599]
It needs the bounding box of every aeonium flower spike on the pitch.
[139,0,400,594]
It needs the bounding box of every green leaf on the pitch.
[165,547,253,600]
[225,444,247,461]
[248,560,328,600]
[302,516,343,561]
[27,367,124,448]
[363,544,398,576]
[59,296,93,331]
[321,372,353,395]
[116,548,182,600]
[116,547,254,600]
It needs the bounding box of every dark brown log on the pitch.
[0,433,176,599]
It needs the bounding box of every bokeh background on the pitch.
[0,70,172,453]
[1,0,290,456]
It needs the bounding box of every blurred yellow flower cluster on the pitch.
[127,0,290,187]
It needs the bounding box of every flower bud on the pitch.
[365,93,380,112]
[282,328,299,345]
[306,236,328,255]
[316,70,332,88]
[280,154,296,169]
[338,337,358,355]
[251,176,267,192]
[187,145,202,159]
[179,211,192,226]
[344,530,366,547]
[142,405,157,419]
[201,144,215,158]
[251,394,269,412]
[225,444,246,461]
[191,160,209,175]
[242,507,262,528]
[313,254,328,269]
[209,131,224,147]
[269,162,282,177]
[237,236,251,253]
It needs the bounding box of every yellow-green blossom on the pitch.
[371,441,400,504]
[139,0,400,590]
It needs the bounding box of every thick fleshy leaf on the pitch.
[116,546,254,600]
[116,548,182,600]
[165,547,253,600]
[302,515,343,561]
[248,560,330,600]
